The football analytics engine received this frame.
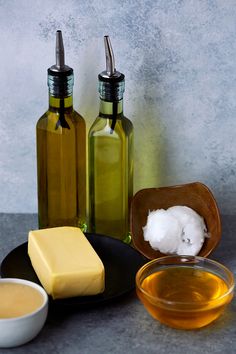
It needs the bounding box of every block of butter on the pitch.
[28,227,105,299]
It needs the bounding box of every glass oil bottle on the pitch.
[36,30,86,229]
[88,36,133,241]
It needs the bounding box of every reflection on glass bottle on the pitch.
[88,36,133,241]
[36,30,86,229]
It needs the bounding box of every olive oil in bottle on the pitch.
[88,36,133,241]
[36,30,86,229]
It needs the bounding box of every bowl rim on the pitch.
[0,278,48,322]
[136,255,235,308]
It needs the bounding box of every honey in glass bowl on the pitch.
[136,256,234,329]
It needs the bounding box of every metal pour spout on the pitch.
[104,35,116,76]
[55,30,65,70]
[98,35,125,102]
[48,30,73,98]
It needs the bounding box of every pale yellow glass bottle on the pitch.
[88,36,133,241]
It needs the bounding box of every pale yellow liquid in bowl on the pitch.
[0,283,44,318]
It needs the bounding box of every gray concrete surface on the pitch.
[0,213,235,354]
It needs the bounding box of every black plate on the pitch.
[0,233,147,308]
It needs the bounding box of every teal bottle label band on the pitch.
[48,72,74,98]
[98,80,125,102]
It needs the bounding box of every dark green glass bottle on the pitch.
[36,31,86,229]
[88,36,133,241]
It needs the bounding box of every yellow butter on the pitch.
[28,227,105,299]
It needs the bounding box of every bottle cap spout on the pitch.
[104,35,116,76]
[56,30,65,70]
[98,35,125,101]
[49,30,72,74]
[47,30,74,97]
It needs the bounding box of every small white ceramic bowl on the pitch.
[0,278,48,348]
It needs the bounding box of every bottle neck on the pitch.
[99,99,123,117]
[49,94,73,111]
[47,71,74,112]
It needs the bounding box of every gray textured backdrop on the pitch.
[0,0,235,214]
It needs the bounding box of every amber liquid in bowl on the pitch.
[137,267,233,329]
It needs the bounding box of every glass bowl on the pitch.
[136,256,234,329]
